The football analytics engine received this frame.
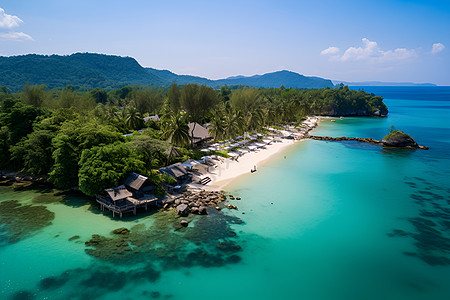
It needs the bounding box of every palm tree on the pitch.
[161,111,190,165]
[209,106,226,141]
[126,106,143,130]
[224,106,242,139]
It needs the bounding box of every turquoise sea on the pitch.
[1,86,449,300]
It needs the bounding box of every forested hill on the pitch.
[0,53,166,91]
[146,68,334,89]
[0,53,333,91]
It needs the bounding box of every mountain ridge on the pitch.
[0,53,334,91]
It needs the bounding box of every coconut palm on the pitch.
[224,106,243,139]
[161,111,190,165]
[209,105,226,141]
[126,106,143,130]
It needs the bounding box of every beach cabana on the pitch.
[227,152,240,157]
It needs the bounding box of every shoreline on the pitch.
[203,117,322,191]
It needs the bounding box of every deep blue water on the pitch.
[1,86,449,300]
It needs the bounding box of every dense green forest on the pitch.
[0,53,333,91]
[0,83,387,197]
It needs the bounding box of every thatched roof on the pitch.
[105,185,133,201]
[159,163,188,179]
[188,122,210,142]
[124,172,148,190]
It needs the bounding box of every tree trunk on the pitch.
[191,122,196,148]
[166,145,174,166]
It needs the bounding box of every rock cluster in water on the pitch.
[82,209,244,265]
[387,176,450,265]
[163,190,228,216]
[0,199,55,245]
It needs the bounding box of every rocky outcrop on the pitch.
[382,130,421,148]
[165,190,228,216]
[325,105,388,117]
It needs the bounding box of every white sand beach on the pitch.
[200,116,321,190]
[205,139,296,190]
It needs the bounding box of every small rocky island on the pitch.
[381,130,424,148]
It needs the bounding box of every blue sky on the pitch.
[0,0,449,84]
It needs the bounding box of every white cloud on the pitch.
[0,8,23,29]
[431,43,445,54]
[321,38,417,63]
[0,8,33,41]
[320,46,339,55]
[0,31,33,41]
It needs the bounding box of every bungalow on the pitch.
[188,122,212,146]
[96,173,158,217]
[159,162,191,183]
[96,185,135,217]
[104,185,132,202]
[124,172,155,198]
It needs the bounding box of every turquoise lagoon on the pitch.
[1,87,449,299]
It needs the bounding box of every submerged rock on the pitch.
[68,235,80,241]
[0,200,55,245]
[112,227,130,235]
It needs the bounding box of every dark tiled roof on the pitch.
[105,185,133,201]
[124,172,148,190]
[159,162,188,179]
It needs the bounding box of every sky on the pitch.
[0,0,449,85]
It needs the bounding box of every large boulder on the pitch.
[382,130,418,148]
[198,206,208,215]
[176,204,189,216]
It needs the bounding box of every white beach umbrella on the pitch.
[227,152,239,157]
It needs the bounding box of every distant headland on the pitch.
[332,80,437,87]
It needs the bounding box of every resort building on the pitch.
[188,122,211,146]
[159,162,191,183]
[96,173,158,217]
[143,115,160,122]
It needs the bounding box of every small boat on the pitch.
[331,120,336,122]
[340,116,344,120]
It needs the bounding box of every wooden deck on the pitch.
[96,194,159,218]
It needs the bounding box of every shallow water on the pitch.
[1,86,449,299]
